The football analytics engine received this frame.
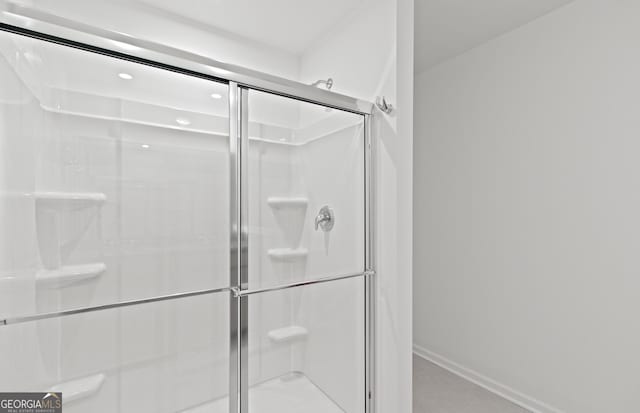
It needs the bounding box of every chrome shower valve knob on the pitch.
[314,206,335,232]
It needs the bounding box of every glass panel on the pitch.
[0,292,229,412]
[248,277,365,413]
[0,31,230,320]
[247,90,365,289]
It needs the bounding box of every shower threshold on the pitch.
[183,372,344,413]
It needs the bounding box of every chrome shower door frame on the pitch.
[228,87,376,413]
[0,21,376,413]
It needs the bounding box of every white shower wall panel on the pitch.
[248,139,298,386]
[35,113,118,313]
[295,122,365,277]
[293,122,365,413]
[0,98,39,318]
[118,122,229,298]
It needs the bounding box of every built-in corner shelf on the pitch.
[268,326,309,344]
[49,373,106,404]
[267,197,308,210]
[267,248,308,261]
[36,262,106,288]
[35,192,107,210]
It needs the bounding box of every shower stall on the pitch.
[0,18,374,413]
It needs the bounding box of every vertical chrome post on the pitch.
[229,81,240,413]
[229,83,249,413]
[229,82,249,413]
[364,113,375,413]
[238,87,250,413]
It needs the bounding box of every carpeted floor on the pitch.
[413,355,531,413]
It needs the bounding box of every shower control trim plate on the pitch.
[315,205,334,232]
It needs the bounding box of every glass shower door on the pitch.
[0,30,231,412]
[241,89,367,413]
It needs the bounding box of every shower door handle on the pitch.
[314,206,334,231]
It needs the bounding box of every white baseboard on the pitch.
[413,344,565,413]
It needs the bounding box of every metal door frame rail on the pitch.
[229,81,242,413]
[0,286,230,326]
[364,113,376,413]
[231,271,374,298]
[230,85,250,413]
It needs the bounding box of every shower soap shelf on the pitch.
[266,197,308,209]
[35,192,107,209]
[268,326,309,343]
[49,373,106,404]
[36,262,106,288]
[267,248,308,261]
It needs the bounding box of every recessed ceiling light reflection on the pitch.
[141,144,150,149]
[118,73,133,80]
[210,93,223,99]
[111,40,141,52]
[176,117,191,126]
[209,67,231,76]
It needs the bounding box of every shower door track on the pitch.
[0,5,374,115]
[0,20,376,413]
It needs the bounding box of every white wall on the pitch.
[414,1,640,412]
[301,0,414,411]
[299,0,394,102]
